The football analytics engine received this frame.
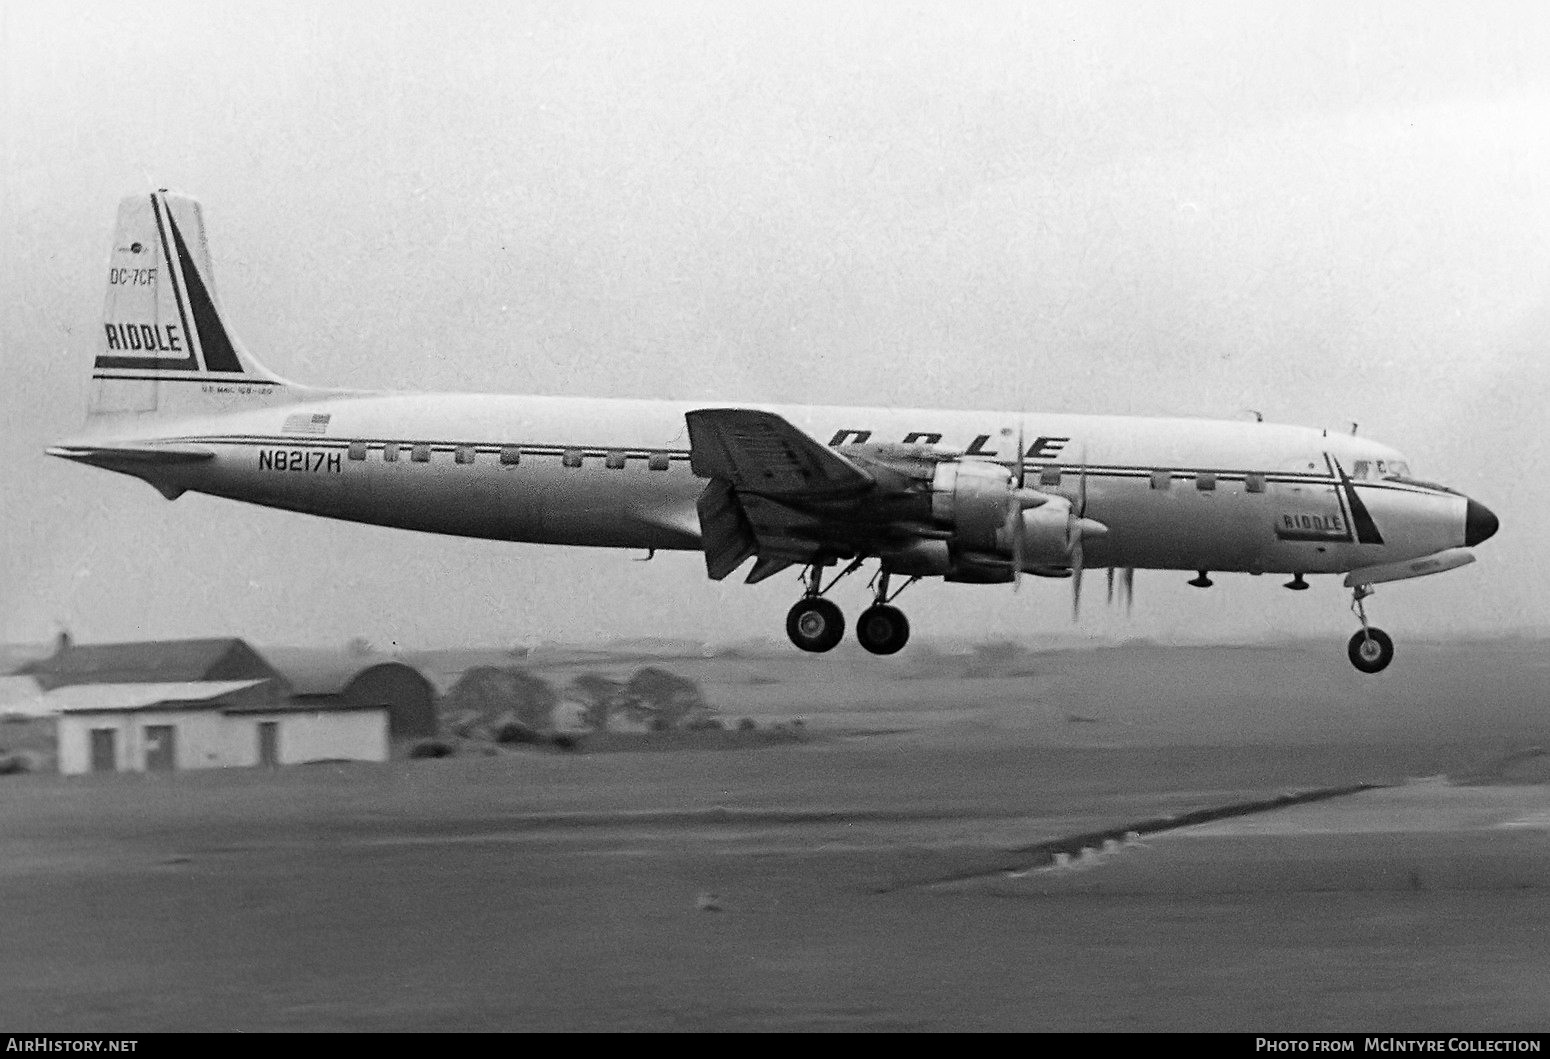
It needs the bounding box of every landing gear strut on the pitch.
[783,562,919,655]
[856,571,915,656]
[1347,584,1394,674]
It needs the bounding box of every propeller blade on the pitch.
[1012,512,1024,592]
[1011,422,1026,592]
[1077,445,1088,518]
[1016,422,1026,489]
[1071,537,1084,620]
[1122,567,1135,614]
[1106,566,1115,605]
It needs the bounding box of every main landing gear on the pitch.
[1347,584,1394,674]
[785,562,918,655]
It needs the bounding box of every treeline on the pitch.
[440,665,714,739]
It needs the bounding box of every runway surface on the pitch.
[2,642,1548,1031]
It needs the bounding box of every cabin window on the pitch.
[1245,473,1266,493]
[562,449,583,468]
[455,446,475,465]
[1196,472,1216,491]
[605,451,627,470]
[499,446,521,466]
[1150,470,1171,491]
[411,444,431,463]
[347,441,367,461]
[648,453,671,471]
[383,444,399,463]
[1039,468,1062,487]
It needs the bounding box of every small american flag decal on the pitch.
[282,412,332,435]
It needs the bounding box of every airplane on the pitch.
[48,191,1500,672]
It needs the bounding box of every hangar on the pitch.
[262,648,439,739]
[14,638,438,771]
[52,680,388,775]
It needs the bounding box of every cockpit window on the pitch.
[1351,459,1411,481]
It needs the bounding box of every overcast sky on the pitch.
[2,1,1547,651]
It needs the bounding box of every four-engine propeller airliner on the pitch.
[49,191,1500,671]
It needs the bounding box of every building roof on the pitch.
[260,647,432,697]
[259,647,392,695]
[16,638,277,689]
[48,680,269,714]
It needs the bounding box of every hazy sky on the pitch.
[3,1,1548,650]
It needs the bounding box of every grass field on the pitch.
[1,639,1547,1031]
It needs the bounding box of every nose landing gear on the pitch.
[1347,584,1394,673]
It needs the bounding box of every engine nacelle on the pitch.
[930,461,1015,551]
[1009,498,1079,567]
[876,538,953,576]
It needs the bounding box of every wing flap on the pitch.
[696,479,758,580]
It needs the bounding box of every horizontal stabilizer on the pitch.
[46,443,214,466]
[686,408,874,500]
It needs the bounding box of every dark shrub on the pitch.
[622,667,711,730]
[408,739,454,759]
[494,721,542,745]
[736,717,757,732]
[443,667,558,730]
[566,673,624,732]
[548,733,581,752]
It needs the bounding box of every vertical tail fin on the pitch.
[90,190,301,425]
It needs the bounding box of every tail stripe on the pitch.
[151,192,203,371]
[164,204,244,374]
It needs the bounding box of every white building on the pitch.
[54,680,388,775]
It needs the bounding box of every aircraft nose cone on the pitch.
[1465,499,1499,547]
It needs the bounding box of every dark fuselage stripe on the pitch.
[140,436,1457,497]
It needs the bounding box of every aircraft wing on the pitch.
[685,408,874,500]
[687,409,880,583]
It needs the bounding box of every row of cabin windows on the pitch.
[345,442,672,471]
[1035,467,1266,493]
[1146,470,1266,493]
[1031,466,1268,493]
[342,445,1269,490]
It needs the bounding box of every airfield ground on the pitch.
[1,640,1547,1031]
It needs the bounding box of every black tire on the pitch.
[856,604,910,655]
[1347,628,1394,674]
[787,598,845,653]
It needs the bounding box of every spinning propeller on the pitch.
[1105,565,1136,615]
[1003,428,1127,617]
